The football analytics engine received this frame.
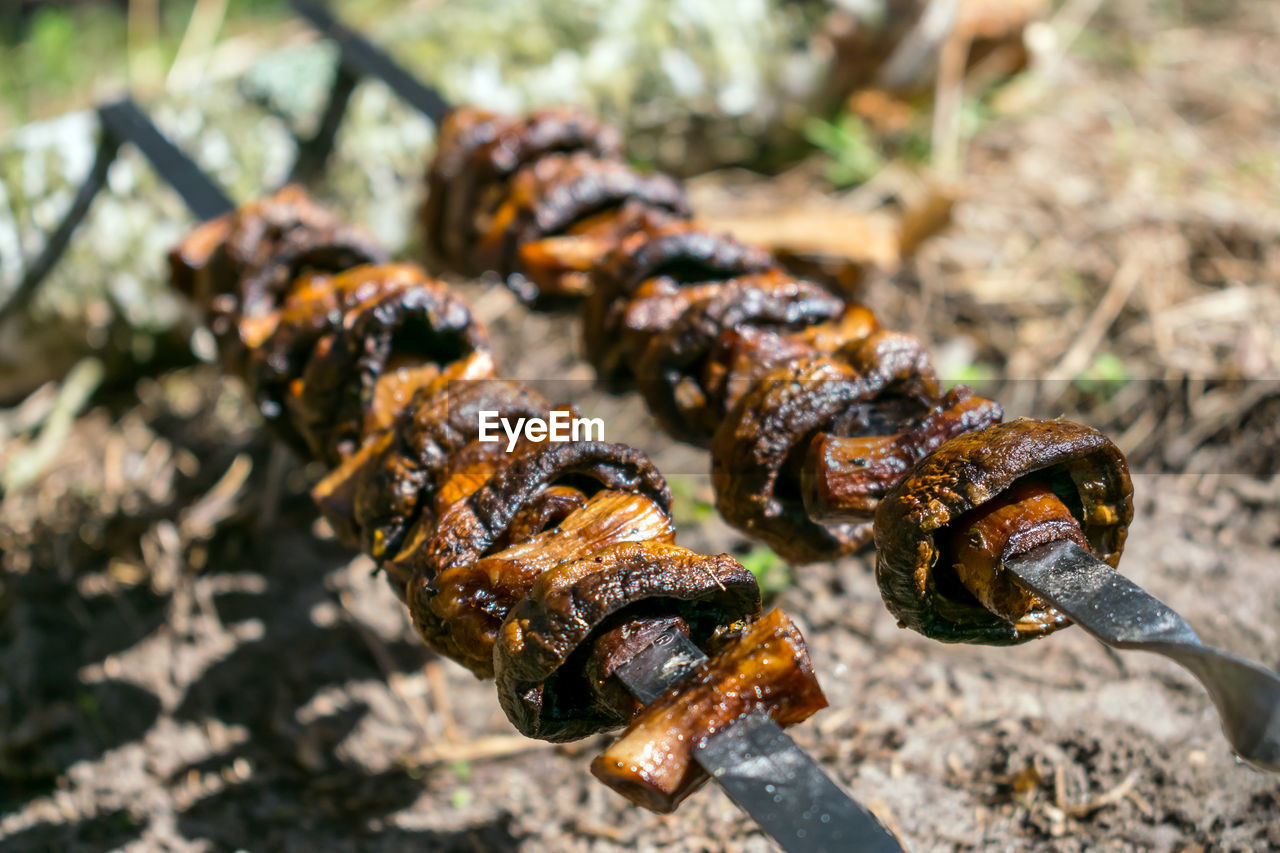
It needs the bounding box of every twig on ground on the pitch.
[426,659,461,742]
[167,0,232,92]
[179,453,253,540]
[1059,771,1139,817]
[406,734,554,767]
[2,358,103,493]
[931,29,969,180]
[1046,250,1144,385]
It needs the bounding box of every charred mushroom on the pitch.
[494,541,761,741]
[873,418,1133,644]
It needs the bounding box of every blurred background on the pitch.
[1,2,1278,851]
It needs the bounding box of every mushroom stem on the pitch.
[946,481,1087,623]
[590,609,826,813]
[801,390,1003,521]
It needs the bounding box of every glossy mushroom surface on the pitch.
[419,108,1137,584]
[873,418,1133,644]
[170,189,840,799]
[494,541,760,740]
[590,608,826,813]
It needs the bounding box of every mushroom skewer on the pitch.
[90,97,902,853]
[284,2,1280,772]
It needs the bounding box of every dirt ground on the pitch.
[3,1,1280,851]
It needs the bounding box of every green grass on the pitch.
[668,475,715,526]
[802,113,884,188]
[0,1,293,127]
[1073,351,1130,398]
[802,103,934,189]
[738,545,792,597]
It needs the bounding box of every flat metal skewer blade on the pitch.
[2,98,235,321]
[1006,540,1280,772]
[97,99,236,221]
[0,130,120,323]
[290,0,452,125]
[615,631,902,853]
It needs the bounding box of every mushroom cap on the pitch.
[400,441,674,675]
[311,378,551,567]
[711,332,937,564]
[582,223,776,380]
[422,107,513,271]
[253,263,485,454]
[873,418,1133,644]
[472,152,690,292]
[493,541,761,741]
[286,266,488,464]
[423,106,622,273]
[203,186,387,371]
[635,273,844,446]
[413,490,675,679]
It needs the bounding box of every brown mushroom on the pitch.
[516,202,673,300]
[494,541,761,741]
[168,215,231,298]
[802,385,1004,521]
[311,378,551,563]
[396,440,672,582]
[634,273,845,445]
[873,418,1133,644]
[201,185,387,370]
[711,334,940,563]
[590,608,825,813]
[582,222,777,379]
[283,266,489,464]
[472,152,691,299]
[417,491,677,677]
[424,107,623,273]
[173,189,835,768]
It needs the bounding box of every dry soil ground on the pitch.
[2,1,1279,850]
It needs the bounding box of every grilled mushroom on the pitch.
[175,187,844,812]
[416,107,1138,613]
[802,386,1004,521]
[311,376,542,564]
[590,608,826,812]
[873,418,1133,643]
[582,223,777,379]
[494,541,761,741]
[200,185,387,370]
[416,491,677,677]
[423,106,623,273]
[283,266,489,464]
[398,441,674,673]
[634,273,845,445]
[711,333,940,563]
[472,152,691,299]
[423,108,514,270]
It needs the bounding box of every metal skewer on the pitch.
[1007,540,1280,772]
[41,96,900,853]
[0,100,235,323]
[615,627,902,853]
[289,0,449,181]
[96,100,237,219]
